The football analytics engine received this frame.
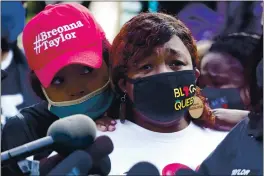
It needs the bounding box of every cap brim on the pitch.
[35,44,102,88]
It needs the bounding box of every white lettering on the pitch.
[51,29,57,36]
[231,169,251,175]
[57,27,63,33]
[47,31,52,38]
[49,40,56,47]
[63,25,70,31]
[53,37,60,47]
[69,23,77,29]
[40,32,47,41]
[76,20,84,27]
[65,33,72,40]
[42,41,49,50]
[34,21,85,54]
[70,32,76,38]
[60,33,66,42]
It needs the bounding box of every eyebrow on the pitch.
[166,48,182,56]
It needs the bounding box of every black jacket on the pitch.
[1,101,59,175]
[197,112,263,176]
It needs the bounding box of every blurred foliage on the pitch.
[25,1,46,22]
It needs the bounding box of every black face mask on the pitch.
[126,70,196,123]
[201,87,245,110]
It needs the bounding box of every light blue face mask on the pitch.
[42,81,114,120]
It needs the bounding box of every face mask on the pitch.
[126,70,196,123]
[201,87,245,110]
[42,81,114,120]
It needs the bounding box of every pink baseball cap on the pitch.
[23,3,104,88]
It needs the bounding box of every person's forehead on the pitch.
[154,35,191,57]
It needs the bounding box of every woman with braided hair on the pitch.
[97,12,228,175]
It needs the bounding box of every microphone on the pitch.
[126,162,160,176]
[88,156,111,176]
[47,150,93,176]
[1,114,97,166]
[85,135,113,176]
[162,163,192,176]
[85,135,113,163]
[39,154,64,176]
[40,135,114,175]
[175,168,200,176]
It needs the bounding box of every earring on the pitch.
[188,86,204,119]
[119,92,127,123]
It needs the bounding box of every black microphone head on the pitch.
[47,114,97,153]
[47,150,93,176]
[86,135,114,161]
[89,156,111,176]
[126,162,160,176]
[176,168,199,176]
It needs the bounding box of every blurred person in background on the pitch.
[98,12,228,175]
[196,40,214,61]
[141,1,225,41]
[1,1,40,128]
[199,34,261,130]
[197,1,263,129]
[199,34,261,109]
[194,35,263,176]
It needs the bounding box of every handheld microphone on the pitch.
[1,114,97,166]
[162,163,192,176]
[88,156,111,176]
[85,135,113,163]
[126,162,160,176]
[47,150,93,176]
[175,168,200,176]
[39,135,114,175]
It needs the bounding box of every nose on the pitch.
[156,64,173,74]
[70,90,85,97]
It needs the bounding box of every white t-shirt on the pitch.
[97,120,228,175]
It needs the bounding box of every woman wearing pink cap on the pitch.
[1,3,117,175]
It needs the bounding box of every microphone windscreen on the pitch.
[47,114,97,152]
[86,135,114,162]
[47,150,92,176]
[176,168,199,176]
[89,156,111,176]
[126,162,160,176]
[39,154,64,175]
[162,163,192,176]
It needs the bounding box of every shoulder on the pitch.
[16,101,57,122]
[2,101,59,151]
[197,118,250,174]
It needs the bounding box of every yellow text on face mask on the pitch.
[174,97,194,111]
[174,84,195,111]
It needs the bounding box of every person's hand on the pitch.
[95,115,116,132]
[212,108,249,130]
